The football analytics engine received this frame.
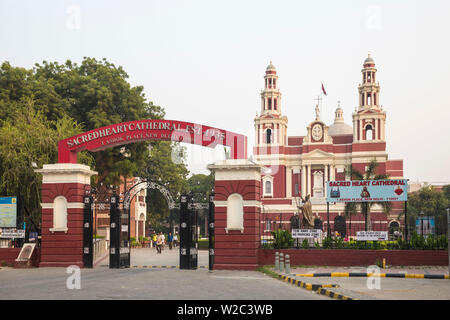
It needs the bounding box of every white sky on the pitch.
[1,0,449,182]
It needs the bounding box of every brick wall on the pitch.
[258,249,449,266]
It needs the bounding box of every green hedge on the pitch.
[261,233,448,250]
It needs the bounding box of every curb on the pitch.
[278,274,339,291]
[316,287,355,300]
[294,272,450,280]
[278,274,355,300]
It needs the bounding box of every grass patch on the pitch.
[256,266,280,279]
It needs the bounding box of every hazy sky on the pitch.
[1,0,449,182]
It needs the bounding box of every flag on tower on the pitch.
[321,83,327,96]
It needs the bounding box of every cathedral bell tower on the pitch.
[254,62,288,147]
[353,55,387,143]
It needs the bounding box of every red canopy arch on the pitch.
[58,119,247,163]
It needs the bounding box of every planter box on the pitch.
[258,248,449,266]
[0,248,40,267]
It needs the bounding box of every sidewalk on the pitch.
[99,247,209,268]
[277,265,450,300]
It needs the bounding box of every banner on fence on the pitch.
[326,179,408,203]
[356,231,388,241]
[292,229,322,239]
[0,228,25,239]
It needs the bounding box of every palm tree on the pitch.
[344,159,392,231]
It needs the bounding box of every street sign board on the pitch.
[326,180,408,203]
[356,231,388,241]
[0,197,17,228]
[0,228,25,239]
[292,229,322,239]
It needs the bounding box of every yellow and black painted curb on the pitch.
[294,272,450,280]
[316,287,354,300]
[278,274,355,300]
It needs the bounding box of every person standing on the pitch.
[168,232,173,250]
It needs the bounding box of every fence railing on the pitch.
[93,238,108,263]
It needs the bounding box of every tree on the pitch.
[0,58,165,187]
[187,173,215,236]
[0,99,93,232]
[404,185,449,236]
[344,159,392,231]
[137,141,189,232]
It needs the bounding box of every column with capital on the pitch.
[301,165,306,198]
[286,166,292,198]
[324,164,328,186]
[307,165,311,197]
[330,164,335,181]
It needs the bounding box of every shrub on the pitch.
[322,236,333,249]
[301,239,309,249]
[271,230,294,249]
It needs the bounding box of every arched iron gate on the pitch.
[83,180,214,270]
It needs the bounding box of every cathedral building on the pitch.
[253,55,404,239]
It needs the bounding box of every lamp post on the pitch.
[420,211,425,237]
[446,208,449,276]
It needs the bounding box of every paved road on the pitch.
[0,249,327,300]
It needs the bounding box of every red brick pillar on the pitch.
[208,160,262,270]
[35,164,97,267]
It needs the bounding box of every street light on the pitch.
[420,211,425,237]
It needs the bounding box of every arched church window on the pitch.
[266,129,272,144]
[268,99,272,110]
[265,180,272,195]
[365,125,373,140]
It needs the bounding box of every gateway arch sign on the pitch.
[58,119,247,163]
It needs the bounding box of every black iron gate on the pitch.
[179,194,198,269]
[109,193,130,268]
[83,194,94,268]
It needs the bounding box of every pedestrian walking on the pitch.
[156,232,163,254]
[161,232,166,250]
[151,231,157,249]
[173,232,178,247]
[168,232,173,250]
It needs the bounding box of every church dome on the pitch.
[266,61,276,72]
[328,122,353,136]
[364,54,375,66]
[328,104,353,136]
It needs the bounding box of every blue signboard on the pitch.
[326,179,408,202]
[415,217,435,236]
[0,196,17,227]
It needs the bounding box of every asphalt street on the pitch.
[0,249,327,300]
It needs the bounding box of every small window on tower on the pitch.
[274,99,277,110]
[266,129,272,144]
[268,99,272,110]
[365,125,373,140]
[273,79,276,88]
